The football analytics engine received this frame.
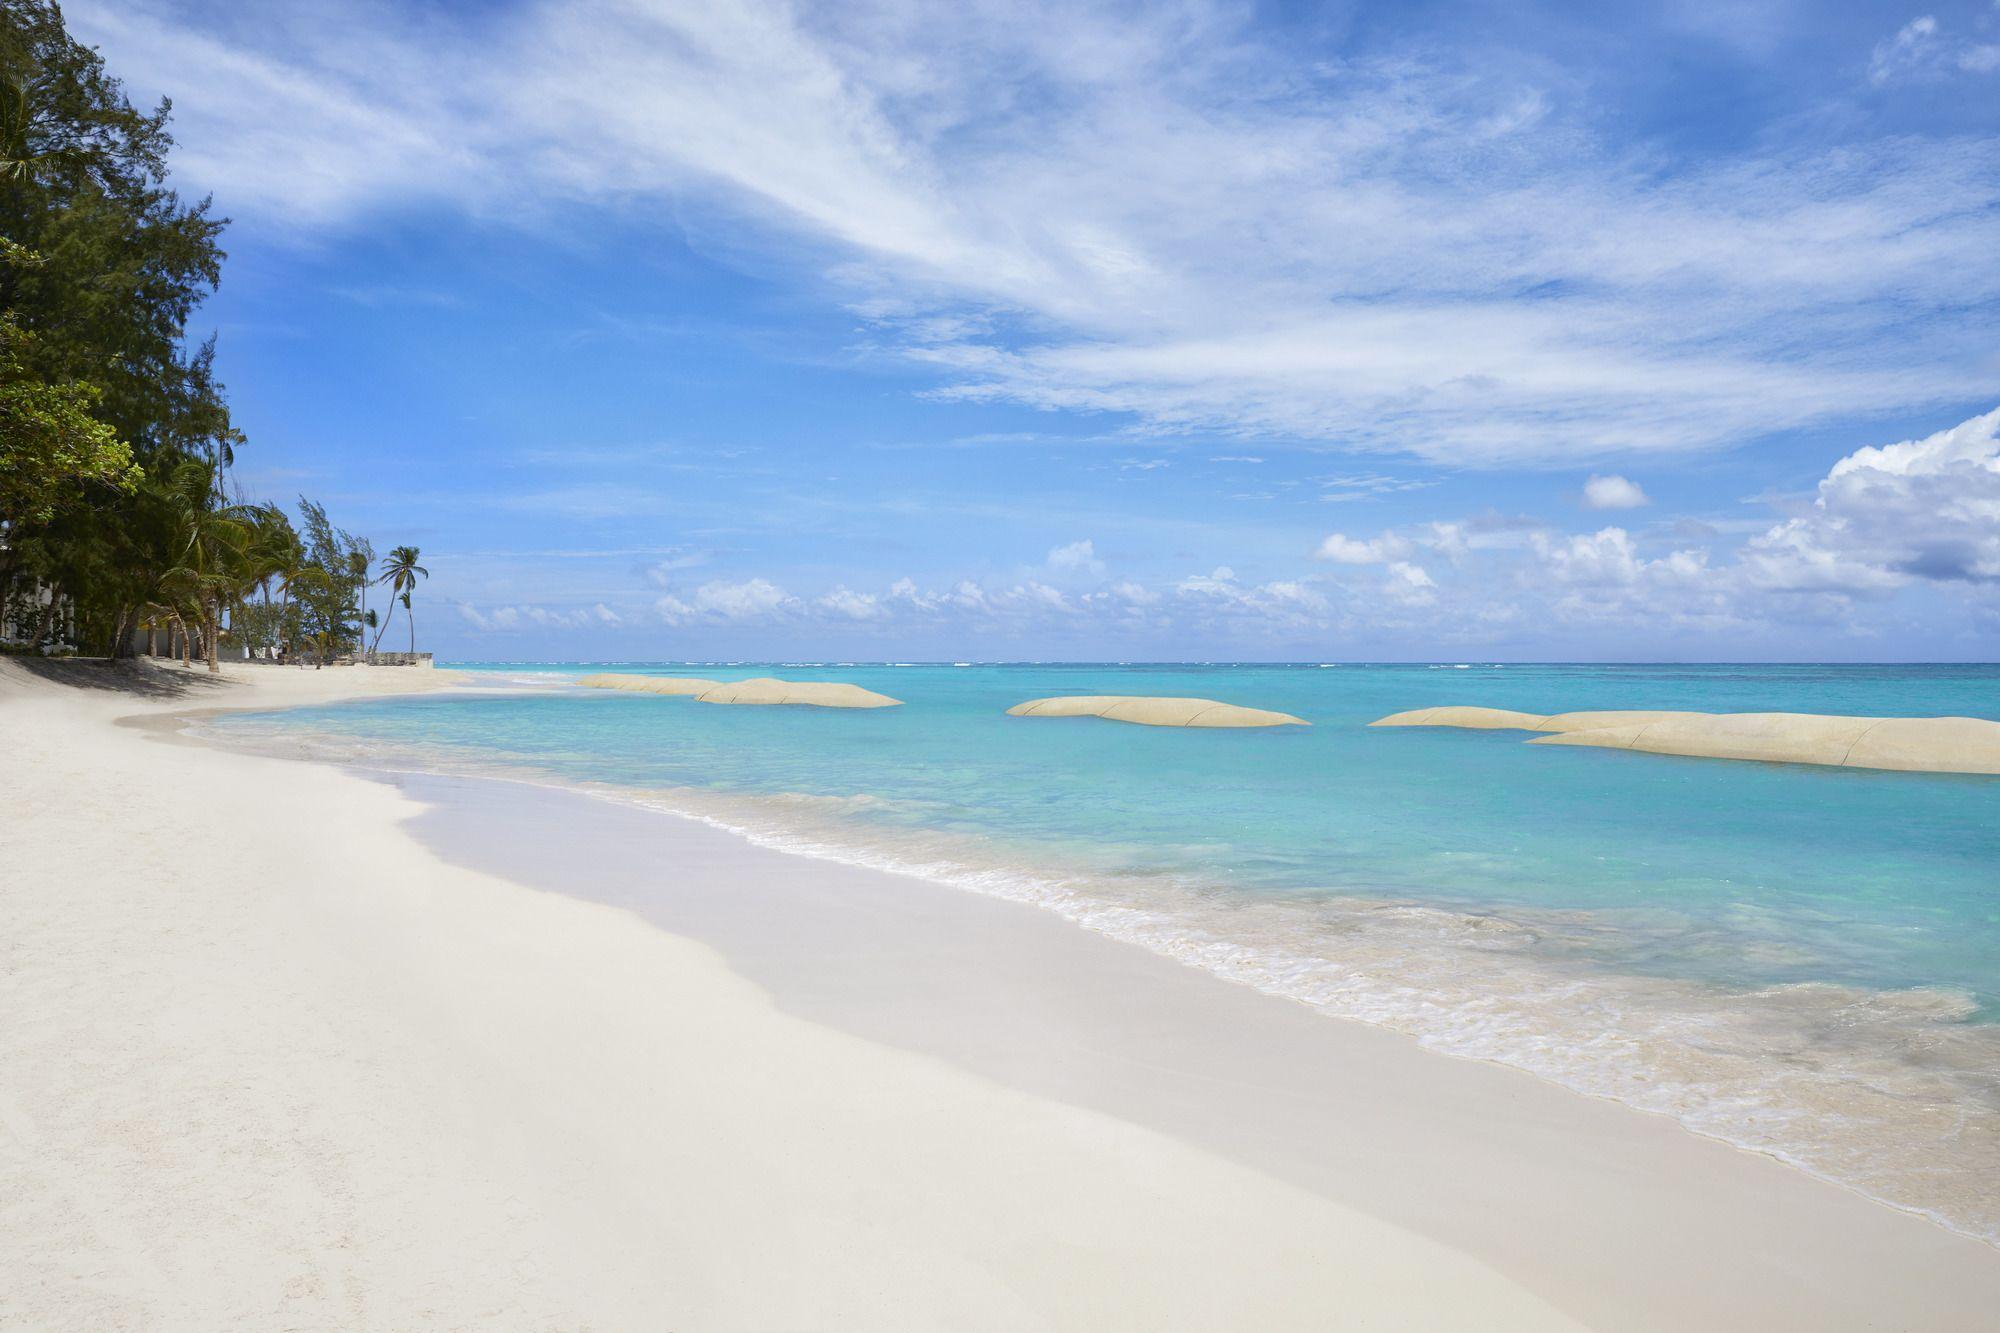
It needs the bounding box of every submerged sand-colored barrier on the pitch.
[1370,706,2000,775]
[578,673,902,709]
[578,674,721,696]
[1008,695,1308,728]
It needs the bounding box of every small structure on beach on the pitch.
[1007,695,1308,728]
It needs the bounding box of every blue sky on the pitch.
[71,0,2000,660]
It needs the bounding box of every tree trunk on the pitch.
[0,551,16,637]
[408,603,415,655]
[205,595,220,673]
[30,584,61,650]
[277,582,292,661]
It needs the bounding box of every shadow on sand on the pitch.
[5,656,235,701]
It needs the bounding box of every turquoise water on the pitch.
[210,661,2000,1240]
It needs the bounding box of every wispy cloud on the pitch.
[1869,13,2000,84]
[71,0,2000,468]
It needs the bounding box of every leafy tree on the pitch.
[1,4,415,663]
[158,457,249,671]
[0,315,135,525]
[234,503,300,658]
[293,497,369,664]
[2,0,235,654]
[0,313,135,634]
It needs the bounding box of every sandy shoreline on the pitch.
[5,659,1998,1329]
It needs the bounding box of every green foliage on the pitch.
[0,3,423,660]
[372,544,427,653]
[1,0,230,652]
[292,497,371,661]
[0,315,138,527]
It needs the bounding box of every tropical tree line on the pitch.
[0,0,424,668]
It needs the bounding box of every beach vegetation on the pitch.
[375,545,427,655]
[0,1,420,661]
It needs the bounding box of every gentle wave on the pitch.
[196,715,2000,1246]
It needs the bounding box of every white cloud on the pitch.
[1046,539,1104,574]
[1316,474,1439,503]
[1869,14,2000,83]
[1870,16,1942,84]
[1316,531,1412,564]
[1537,527,1650,586]
[656,577,798,624]
[453,405,2000,646]
[1383,562,1438,605]
[1582,474,1650,510]
[456,600,623,631]
[68,0,2000,465]
[1103,580,1159,606]
[817,587,884,619]
[1741,405,2000,592]
[1174,566,1329,623]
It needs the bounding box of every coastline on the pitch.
[398,766,2000,1331]
[0,659,1584,1330]
[5,659,1998,1329]
[201,665,2000,1249]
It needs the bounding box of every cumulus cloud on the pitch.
[1174,566,1329,623]
[444,406,2000,651]
[457,600,624,631]
[1316,531,1412,564]
[1582,474,1650,509]
[1383,562,1438,605]
[1741,406,2000,592]
[1046,539,1104,574]
[67,0,2000,465]
[655,577,798,625]
[1100,580,1159,606]
[1533,528,1707,592]
[817,587,883,619]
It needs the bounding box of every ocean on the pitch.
[205,661,2000,1242]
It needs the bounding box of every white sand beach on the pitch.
[5,660,1999,1330]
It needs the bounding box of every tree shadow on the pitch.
[6,657,235,700]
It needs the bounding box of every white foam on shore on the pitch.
[195,715,2000,1248]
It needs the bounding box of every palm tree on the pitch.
[241,506,299,659]
[160,460,251,673]
[373,545,427,655]
[347,543,373,657]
